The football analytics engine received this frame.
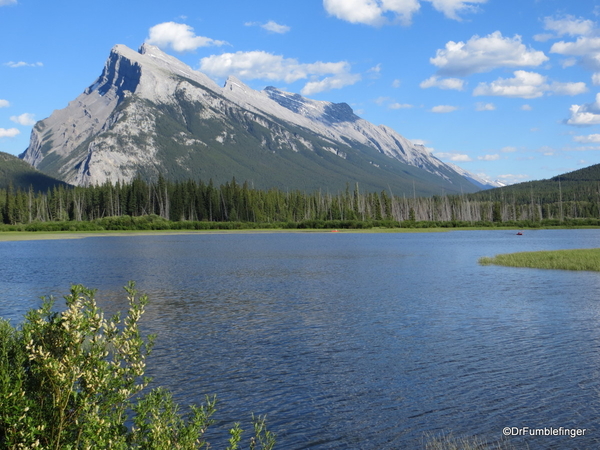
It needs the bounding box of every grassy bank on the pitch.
[1,215,600,236]
[479,248,600,272]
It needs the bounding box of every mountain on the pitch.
[467,162,600,205]
[20,44,488,196]
[0,151,68,191]
[447,163,505,190]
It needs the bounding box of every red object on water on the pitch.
[332,230,338,232]
[516,232,523,235]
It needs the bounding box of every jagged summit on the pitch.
[20,43,488,194]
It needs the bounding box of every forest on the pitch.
[1,174,600,230]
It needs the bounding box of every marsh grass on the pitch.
[479,248,600,272]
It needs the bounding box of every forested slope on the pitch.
[0,152,68,191]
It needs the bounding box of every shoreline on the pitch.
[0,227,463,241]
[2,226,597,242]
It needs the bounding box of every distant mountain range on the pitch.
[19,44,502,196]
[469,162,600,205]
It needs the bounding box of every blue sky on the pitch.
[2,0,600,184]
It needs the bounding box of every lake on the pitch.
[2,229,600,449]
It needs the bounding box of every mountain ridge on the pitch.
[0,151,68,191]
[20,43,495,195]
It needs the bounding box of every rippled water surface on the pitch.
[2,229,600,449]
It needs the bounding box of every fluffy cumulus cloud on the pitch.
[0,99,9,108]
[566,93,600,126]
[323,0,420,26]
[473,70,587,99]
[322,0,485,25]
[146,22,228,52]
[0,128,20,138]
[430,31,548,76]
[474,71,546,98]
[10,113,35,126]
[419,75,465,90]
[246,21,290,34]
[430,105,458,113]
[551,36,600,71]
[200,51,361,95]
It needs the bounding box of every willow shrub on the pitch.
[0,283,275,450]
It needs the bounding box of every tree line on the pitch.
[2,175,600,228]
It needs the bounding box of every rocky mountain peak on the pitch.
[20,43,493,192]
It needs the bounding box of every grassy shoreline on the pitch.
[479,248,600,272]
[1,225,600,242]
[0,227,458,242]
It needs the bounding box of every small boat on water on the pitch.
[516,232,523,235]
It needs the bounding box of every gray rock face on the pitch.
[20,43,490,193]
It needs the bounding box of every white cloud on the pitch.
[389,102,413,109]
[0,128,20,138]
[593,73,600,85]
[431,105,458,113]
[566,93,600,125]
[475,102,495,111]
[323,0,421,26]
[10,113,35,126]
[146,22,228,52]
[550,36,600,71]
[473,70,587,99]
[261,20,290,34]
[369,64,382,73]
[430,31,548,76]
[0,0,17,5]
[0,99,9,108]
[4,61,43,68]
[392,79,401,88]
[533,34,554,43]
[425,0,486,21]
[573,134,600,143]
[301,73,362,95]
[434,152,472,161]
[560,58,577,68]
[246,21,291,34]
[501,146,517,152]
[473,71,547,98]
[478,154,500,161]
[521,104,533,111]
[541,15,595,38]
[322,0,486,25]
[200,51,361,94]
[419,75,465,90]
[550,81,588,95]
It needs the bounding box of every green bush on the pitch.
[0,283,275,450]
